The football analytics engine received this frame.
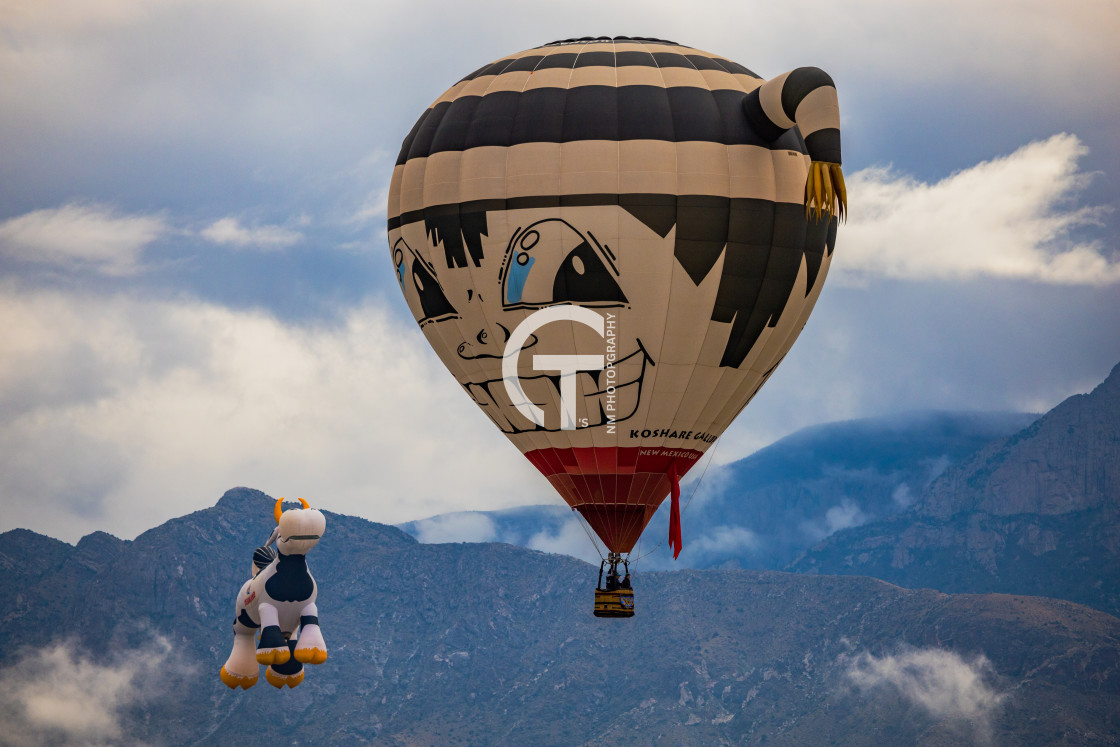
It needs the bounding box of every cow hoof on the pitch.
[294,647,328,665]
[220,666,258,690]
[255,647,291,666]
[266,667,305,689]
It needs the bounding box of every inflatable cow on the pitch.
[220,497,328,689]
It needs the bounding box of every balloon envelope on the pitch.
[387,37,841,553]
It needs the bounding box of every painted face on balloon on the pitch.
[392,204,718,437]
[391,198,833,444]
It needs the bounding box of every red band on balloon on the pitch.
[522,446,702,554]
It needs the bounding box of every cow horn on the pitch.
[299,497,310,509]
[274,498,284,524]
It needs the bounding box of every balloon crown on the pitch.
[543,36,678,47]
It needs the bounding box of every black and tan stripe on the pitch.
[390,38,841,223]
[396,40,767,167]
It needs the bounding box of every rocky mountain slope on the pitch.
[2,488,1118,745]
[792,363,1120,617]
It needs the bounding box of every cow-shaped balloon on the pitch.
[220,497,328,689]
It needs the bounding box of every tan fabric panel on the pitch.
[460,146,511,182]
[460,75,499,98]
[773,151,812,205]
[522,67,574,91]
[389,143,812,220]
[700,69,758,93]
[758,71,796,130]
[617,139,678,194]
[793,85,841,138]
[559,141,620,194]
[505,141,563,178]
[658,66,711,89]
[675,141,729,195]
[387,164,404,216]
[615,66,670,87]
[443,69,761,97]
[482,70,533,94]
[420,150,462,207]
[568,66,617,88]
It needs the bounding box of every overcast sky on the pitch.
[2,0,1118,543]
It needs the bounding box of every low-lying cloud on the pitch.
[0,638,171,746]
[843,647,1008,742]
[0,203,166,276]
[409,512,499,544]
[686,525,760,557]
[526,518,603,564]
[840,134,1117,285]
[800,499,870,543]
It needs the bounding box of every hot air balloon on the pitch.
[387,36,845,617]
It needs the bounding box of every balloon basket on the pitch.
[593,588,635,618]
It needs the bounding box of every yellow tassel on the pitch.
[804,161,847,222]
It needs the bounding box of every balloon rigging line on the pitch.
[574,509,607,561]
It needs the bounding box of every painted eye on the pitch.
[476,329,488,344]
[411,259,457,322]
[503,219,626,308]
[394,238,459,325]
[552,241,625,304]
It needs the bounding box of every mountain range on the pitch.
[5,361,1118,744]
[792,362,1120,617]
[2,488,1119,745]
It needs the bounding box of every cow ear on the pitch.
[265,527,280,547]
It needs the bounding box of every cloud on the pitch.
[526,518,603,564]
[843,647,1007,742]
[839,134,1117,285]
[0,638,170,746]
[800,499,869,543]
[892,483,915,509]
[410,512,499,544]
[687,526,760,557]
[0,203,166,276]
[201,217,302,249]
[824,500,868,533]
[0,283,544,542]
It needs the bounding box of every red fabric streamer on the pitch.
[668,463,682,559]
